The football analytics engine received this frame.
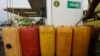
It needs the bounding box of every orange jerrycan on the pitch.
[39,26,55,56]
[56,26,72,56]
[2,27,22,56]
[72,26,91,56]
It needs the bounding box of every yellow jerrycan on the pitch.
[2,27,22,56]
[56,26,72,56]
[39,25,55,56]
[72,26,91,56]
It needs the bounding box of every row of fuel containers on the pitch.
[2,25,91,56]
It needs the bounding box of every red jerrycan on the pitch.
[2,27,22,56]
[20,26,40,56]
[56,26,72,56]
[72,26,91,56]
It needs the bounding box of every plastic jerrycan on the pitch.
[39,25,55,56]
[56,26,72,56]
[20,26,40,56]
[72,26,91,56]
[2,27,22,56]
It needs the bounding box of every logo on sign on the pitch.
[67,1,81,9]
[54,0,60,7]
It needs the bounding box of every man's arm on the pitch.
[76,0,100,25]
[84,0,100,19]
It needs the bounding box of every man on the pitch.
[76,0,100,25]
[84,0,100,19]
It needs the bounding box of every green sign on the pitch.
[54,1,60,7]
[67,1,81,9]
